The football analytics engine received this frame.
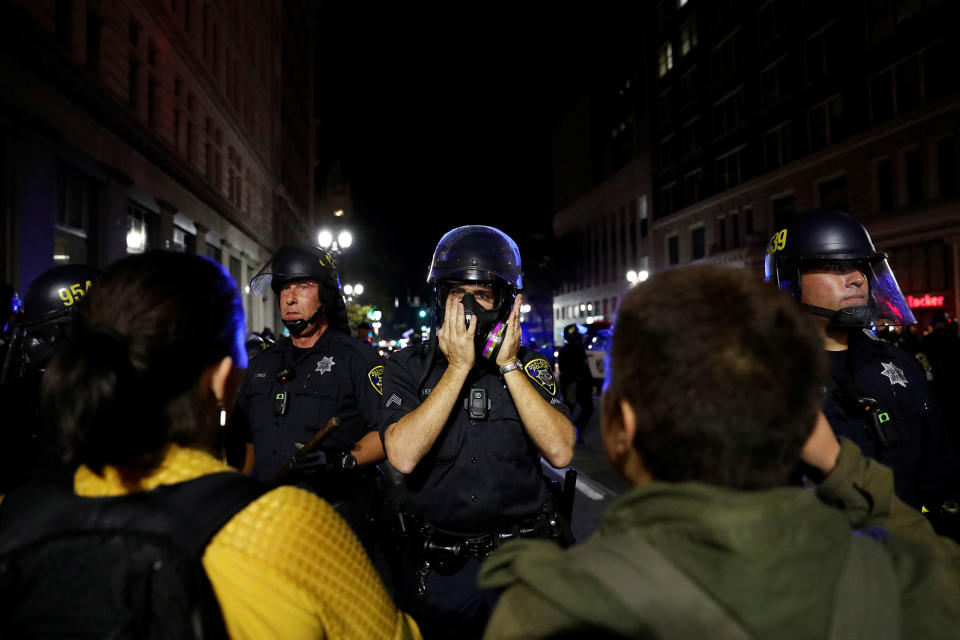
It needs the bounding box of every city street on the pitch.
[541,396,631,543]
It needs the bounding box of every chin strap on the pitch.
[801,303,873,327]
[281,307,323,335]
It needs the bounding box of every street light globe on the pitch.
[520,304,531,313]
[317,230,333,248]
[338,230,353,248]
[354,284,364,295]
[637,269,650,282]
[126,229,144,251]
[626,270,638,283]
[343,284,354,295]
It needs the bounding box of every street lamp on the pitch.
[626,269,649,285]
[317,228,352,253]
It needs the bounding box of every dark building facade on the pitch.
[552,0,960,339]
[0,0,317,331]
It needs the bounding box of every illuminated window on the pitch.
[680,17,698,56]
[658,42,674,78]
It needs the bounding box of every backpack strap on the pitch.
[575,535,752,640]
[0,472,270,560]
[827,530,900,640]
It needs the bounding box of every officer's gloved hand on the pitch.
[289,448,358,483]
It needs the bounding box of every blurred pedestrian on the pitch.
[557,323,594,443]
[480,266,960,639]
[0,251,420,639]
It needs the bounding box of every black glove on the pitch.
[289,448,357,480]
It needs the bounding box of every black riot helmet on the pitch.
[427,225,523,363]
[764,209,915,327]
[1,264,96,383]
[249,246,348,334]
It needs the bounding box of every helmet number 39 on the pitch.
[57,281,92,307]
[768,229,788,254]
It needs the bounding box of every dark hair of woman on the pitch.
[41,251,247,481]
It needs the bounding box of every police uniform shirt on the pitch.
[378,338,570,534]
[823,329,960,511]
[232,330,385,481]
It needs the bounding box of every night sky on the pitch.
[313,4,645,305]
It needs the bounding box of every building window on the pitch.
[668,235,680,265]
[870,52,924,123]
[691,227,706,261]
[680,66,700,107]
[55,163,98,265]
[772,194,795,231]
[680,16,698,56]
[229,255,243,290]
[763,121,793,171]
[710,29,741,79]
[205,242,222,264]
[681,118,701,157]
[126,202,152,255]
[818,176,848,211]
[128,19,141,110]
[717,217,727,252]
[758,0,787,46]
[904,148,922,205]
[684,169,703,205]
[172,226,196,253]
[656,89,674,123]
[875,158,894,212]
[807,95,844,151]
[938,136,957,198]
[745,209,754,236]
[805,22,836,83]
[659,135,677,170]
[639,195,648,237]
[760,57,788,109]
[731,213,740,248]
[658,41,674,78]
[85,10,101,72]
[661,182,678,216]
[715,146,744,192]
[712,87,746,138]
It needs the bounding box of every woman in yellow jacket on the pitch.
[5,251,419,640]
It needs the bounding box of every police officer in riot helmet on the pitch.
[378,225,576,639]
[766,209,960,536]
[228,245,391,572]
[0,264,95,492]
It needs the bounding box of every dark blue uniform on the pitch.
[823,329,960,513]
[378,337,570,639]
[232,329,384,484]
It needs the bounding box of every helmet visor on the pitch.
[249,259,275,296]
[427,226,523,289]
[869,259,916,326]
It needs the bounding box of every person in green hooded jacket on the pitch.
[479,265,960,640]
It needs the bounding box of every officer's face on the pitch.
[800,263,868,311]
[446,283,495,310]
[279,279,321,322]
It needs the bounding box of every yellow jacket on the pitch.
[74,444,420,640]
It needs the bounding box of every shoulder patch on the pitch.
[368,365,384,395]
[524,358,556,396]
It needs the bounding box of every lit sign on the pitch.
[907,294,944,308]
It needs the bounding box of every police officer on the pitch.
[378,225,576,640]
[229,246,389,548]
[1,264,95,491]
[557,324,594,442]
[765,209,960,534]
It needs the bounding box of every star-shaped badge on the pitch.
[880,361,908,388]
[315,356,336,375]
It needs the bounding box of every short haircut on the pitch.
[606,266,825,489]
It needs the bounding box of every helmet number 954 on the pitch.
[768,229,788,254]
[57,281,92,307]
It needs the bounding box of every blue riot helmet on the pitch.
[764,209,915,327]
[427,225,523,362]
[249,246,348,334]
